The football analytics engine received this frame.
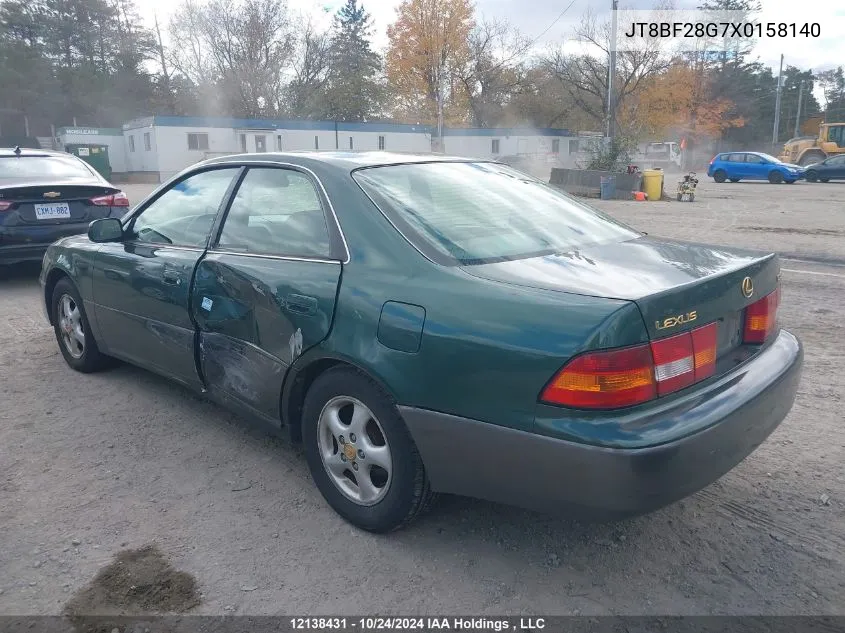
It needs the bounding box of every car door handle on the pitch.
[285,294,317,315]
[162,272,182,286]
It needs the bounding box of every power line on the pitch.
[527,0,578,49]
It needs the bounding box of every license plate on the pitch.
[34,202,71,220]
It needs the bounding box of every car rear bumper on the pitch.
[0,222,94,265]
[401,329,803,518]
[0,242,52,265]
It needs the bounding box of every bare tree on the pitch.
[542,8,670,132]
[286,17,332,118]
[456,19,531,126]
[168,0,295,117]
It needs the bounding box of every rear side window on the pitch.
[353,161,640,265]
[0,156,95,180]
[217,168,331,258]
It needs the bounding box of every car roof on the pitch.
[203,151,487,171]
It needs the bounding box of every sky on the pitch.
[137,0,845,105]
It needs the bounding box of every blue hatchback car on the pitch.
[707,151,804,184]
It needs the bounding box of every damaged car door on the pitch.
[91,166,242,388]
[191,166,343,423]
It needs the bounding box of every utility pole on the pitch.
[794,79,805,138]
[606,0,619,140]
[772,53,784,146]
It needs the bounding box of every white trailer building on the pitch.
[110,115,579,182]
[121,116,433,182]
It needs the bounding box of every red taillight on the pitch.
[0,201,11,212]
[650,331,695,395]
[743,287,780,344]
[541,322,719,409]
[90,191,129,207]
[540,344,657,409]
[691,322,718,380]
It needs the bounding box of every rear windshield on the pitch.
[352,161,640,265]
[0,156,95,180]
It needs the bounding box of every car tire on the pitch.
[713,170,727,183]
[821,178,830,183]
[301,366,436,533]
[768,171,784,184]
[805,170,818,182]
[729,178,740,183]
[51,278,112,373]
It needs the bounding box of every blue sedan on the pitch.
[707,152,804,184]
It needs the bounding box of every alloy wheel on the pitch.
[58,294,85,359]
[317,396,393,506]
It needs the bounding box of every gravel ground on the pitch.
[1,178,843,616]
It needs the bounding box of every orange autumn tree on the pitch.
[385,0,475,131]
[622,62,745,144]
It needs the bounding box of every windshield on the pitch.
[756,153,782,163]
[353,161,641,265]
[0,156,96,180]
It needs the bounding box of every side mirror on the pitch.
[88,217,124,243]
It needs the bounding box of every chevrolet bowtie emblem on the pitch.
[43,191,61,198]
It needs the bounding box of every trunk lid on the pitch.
[0,181,120,225]
[461,236,779,351]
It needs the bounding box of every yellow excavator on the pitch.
[779,122,845,166]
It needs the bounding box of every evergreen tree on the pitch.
[324,0,384,121]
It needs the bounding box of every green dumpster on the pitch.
[65,143,112,180]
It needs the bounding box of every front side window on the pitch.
[129,168,238,247]
[217,168,331,258]
[353,161,640,265]
[744,154,764,164]
[827,155,845,165]
[727,153,745,162]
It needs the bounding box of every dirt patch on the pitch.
[737,226,845,236]
[63,544,200,622]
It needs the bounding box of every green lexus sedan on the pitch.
[39,152,803,532]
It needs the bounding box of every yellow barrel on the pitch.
[642,168,664,201]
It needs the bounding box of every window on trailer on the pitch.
[239,134,247,153]
[349,137,354,150]
[492,139,500,154]
[276,135,283,151]
[379,136,385,150]
[569,139,579,154]
[552,139,560,153]
[128,135,135,152]
[188,133,209,151]
[144,132,151,151]
[314,136,319,150]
